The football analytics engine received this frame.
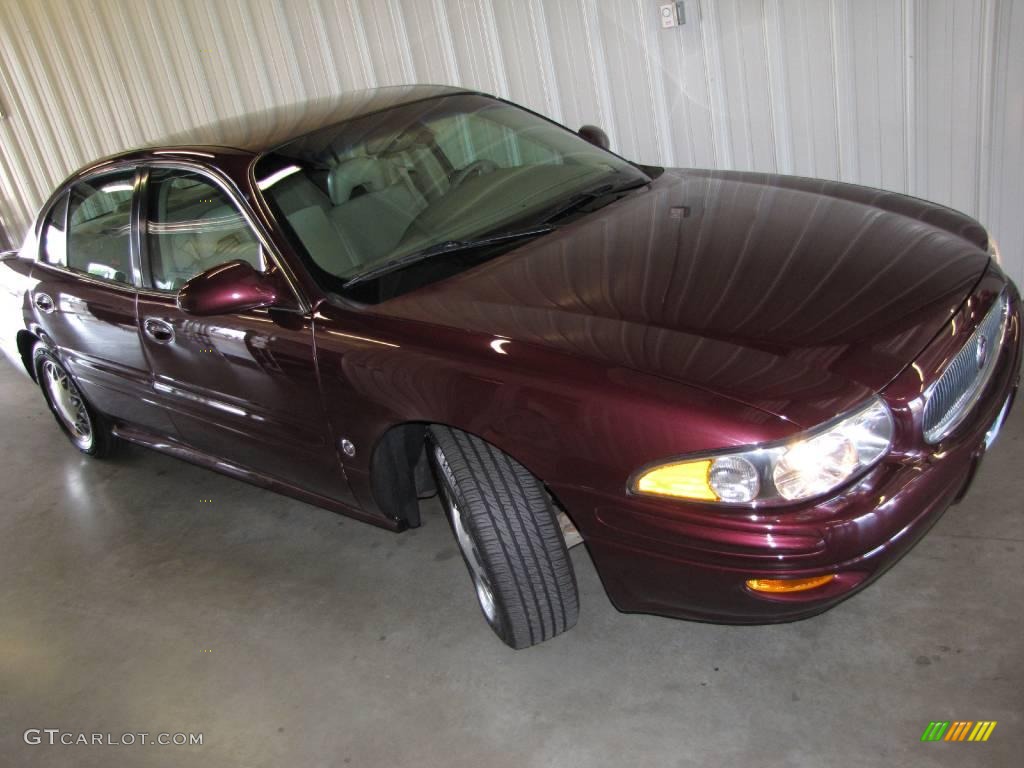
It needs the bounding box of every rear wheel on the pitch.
[33,343,116,457]
[428,426,579,649]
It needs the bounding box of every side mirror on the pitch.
[177,259,281,316]
[578,124,610,151]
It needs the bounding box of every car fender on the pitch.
[313,307,796,525]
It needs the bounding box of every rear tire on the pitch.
[428,426,579,649]
[33,343,116,458]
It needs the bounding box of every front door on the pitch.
[135,166,352,504]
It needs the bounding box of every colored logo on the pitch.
[921,721,997,742]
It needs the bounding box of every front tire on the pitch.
[33,343,116,457]
[428,426,579,649]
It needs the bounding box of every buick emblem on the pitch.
[976,335,988,370]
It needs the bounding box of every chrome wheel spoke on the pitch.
[42,359,93,447]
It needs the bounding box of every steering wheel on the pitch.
[450,159,499,189]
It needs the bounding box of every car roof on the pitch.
[137,84,478,155]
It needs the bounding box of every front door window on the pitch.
[144,169,264,291]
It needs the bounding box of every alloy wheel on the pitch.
[42,360,94,450]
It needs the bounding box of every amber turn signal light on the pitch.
[746,574,835,593]
[633,459,718,501]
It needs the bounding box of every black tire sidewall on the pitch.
[429,438,516,645]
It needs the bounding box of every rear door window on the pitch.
[66,170,136,284]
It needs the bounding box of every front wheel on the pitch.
[428,426,579,649]
[33,343,116,457]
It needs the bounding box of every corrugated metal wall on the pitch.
[0,0,1021,286]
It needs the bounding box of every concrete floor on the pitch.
[0,357,1021,768]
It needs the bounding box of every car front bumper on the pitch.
[553,285,1022,624]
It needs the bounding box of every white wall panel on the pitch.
[491,0,563,119]
[913,0,986,212]
[773,0,842,179]
[594,0,667,164]
[0,0,1021,287]
[841,0,909,191]
[712,0,778,172]
[987,0,1024,283]
[544,0,610,139]
[655,0,716,167]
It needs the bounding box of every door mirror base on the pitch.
[177,260,282,316]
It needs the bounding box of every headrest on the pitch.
[364,125,432,155]
[328,158,389,205]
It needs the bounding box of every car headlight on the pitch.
[632,397,893,505]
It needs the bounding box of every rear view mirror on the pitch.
[578,124,610,151]
[177,259,281,316]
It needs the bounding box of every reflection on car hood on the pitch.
[371,169,991,427]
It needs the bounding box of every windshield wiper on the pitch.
[342,224,555,289]
[539,179,650,225]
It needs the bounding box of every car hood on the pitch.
[369,169,992,427]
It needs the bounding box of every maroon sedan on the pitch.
[1,85,1020,648]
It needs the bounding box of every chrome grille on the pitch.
[922,292,1009,443]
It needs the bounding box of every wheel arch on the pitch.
[368,419,569,530]
[368,421,433,528]
[16,329,40,381]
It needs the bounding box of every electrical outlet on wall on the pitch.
[659,1,684,28]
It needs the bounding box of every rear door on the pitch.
[135,165,353,504]
[29,168,176,434]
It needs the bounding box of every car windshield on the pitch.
[254,93,650,303]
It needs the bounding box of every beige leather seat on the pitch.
[271,172,363,276]
[68,211,132,282]
[326,157,423,263]
[271,157,428,278]
[153,205,261,289]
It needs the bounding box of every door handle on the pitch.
[34,293,54,313]
[143,318,175,344]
